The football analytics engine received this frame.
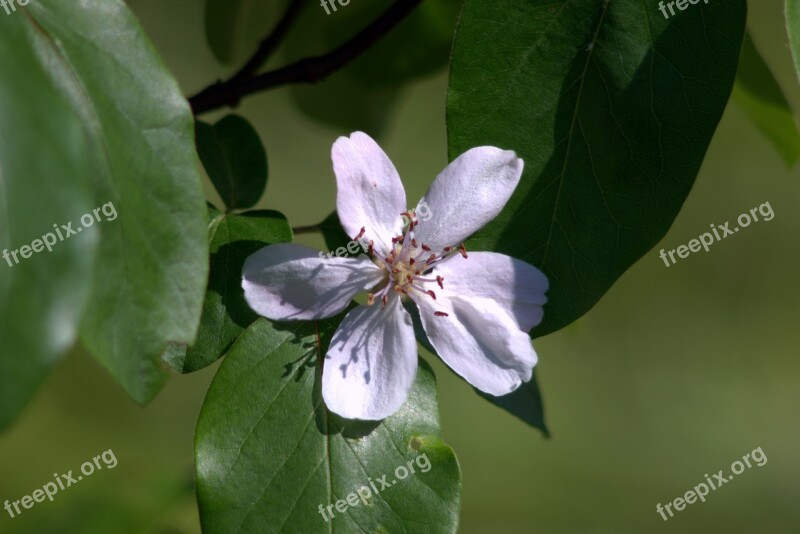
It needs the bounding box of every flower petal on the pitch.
[432,252,548,332]
[416,293,537,396]
[414,147,523,251]
[333,132,407,255]
[323,298,417,420]
[242,243,384,321]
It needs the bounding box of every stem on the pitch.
[189,0,425,115]
[292,224,322,235]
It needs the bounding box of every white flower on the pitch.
[242,132,548,420]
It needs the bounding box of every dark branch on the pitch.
[189,0,425,115]
[229,0,306,84]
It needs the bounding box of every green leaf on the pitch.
[196,115,269,210]
[476,373,548,436]
[196,318,462,532]
[24,0,209,404]
[0,16,95,430]
[164,208,292,374]
[447,0,746,336]
[733,31,800,167]
[787,0,800,84]
[204,0,290,65]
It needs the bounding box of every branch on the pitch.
[229,0,306,84]
[189,0,425,115]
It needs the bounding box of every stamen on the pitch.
[421,244,431,252]
[436,275,444,289]
[411,238,418,248]
[354,227,366,240]
[434,311,449,317]
[367,240,374,255]
[459,244,468,259]
[443,246,452,253]
[427,290,437,300]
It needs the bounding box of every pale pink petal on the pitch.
[432,252,548,332]
[414,147,523,251]
[323,298,417,420]
[333,132,407,255]
[416,293,537,396]
[242,244,384,321]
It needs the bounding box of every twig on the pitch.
[229,0,306,84]
[189,0,425,115]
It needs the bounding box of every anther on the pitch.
[421,244,431,252]
[436,275,444,289]
[458,244,468,259]
[354,227,366,240]
[367,293,375,305]
[434,311,449,317]
[427,290,437,300]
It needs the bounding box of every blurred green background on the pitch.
[1,0,798,532]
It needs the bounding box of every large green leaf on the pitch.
[164,208,292,374]
[196,318,461,532]
[0,16,94,430]
[196,115,269,211]
[787,0,800,84]
[24,0,209,403]
[733,31,800,167]
[448,0,746,336]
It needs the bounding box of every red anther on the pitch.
[392,268,400,274]
[443,246,452,253]
[409,258,415,265]
[392,235,402,244]
[411,220,419,229]
[401,211,412,220]
[458,244,468,259]
[406,274,414,284]
[421,244,431,252]
[411,238,418,248]
[436,275,444,289]
[367,293,376,305]
[354,227,366,240]
[385,256,393,264]
[427,290,437,300]
[367,240,374,255]
[427,254,437,263]
[434,311,449,317]
[382,294,388,305]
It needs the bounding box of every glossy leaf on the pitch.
[196,115,269,210]
[24,0,209,404]
[733,31,800,167]
[448,0,746,336]
[196,318,461,532]
[0,16,94,430]
[164,208,292,374]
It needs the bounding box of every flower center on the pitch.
[360,211,468,313]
